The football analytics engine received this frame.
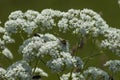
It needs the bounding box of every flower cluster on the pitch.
[0,8,120,80]
[5,9,109,37]
[60,72,85,80]
[83,67,109,80]
[19,33,83,72]
[0,23,14,59]
[5,60,32,80]
[104,60,120,73]
[19,33,69,61]
[47,52,83,72]
[101,27,120,56]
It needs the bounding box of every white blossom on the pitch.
[83,67,109,80]
[2,48,13,59]
[5,60,32,80]
[5,20,20,34]
[8,10,24,20]
[1,8,120,80]
[58,18,69,32]
[19,33,69,61]
[60,72,85,80]
[32,67,48,77]
[47,52,83,72]
[104,60,120,73]
[5,9,109,37]
[0,67,6,79]
[47,58,64,72]
[0,27,5,33]
[101,27,120,56]
[3,34,15,43]
[34,14,55,30]
[24,10,39,21]
[41,9,62,17]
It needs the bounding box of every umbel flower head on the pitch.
[47,53,84,72]
[83,67,109,80]
[19,33,69,62]
[101,27,120,56]
[1,8,120,80]
[0,24,14,59]
[104,60,120,73]
[5,8,109,37]
[5,60,32,80]
[19,33,84,72]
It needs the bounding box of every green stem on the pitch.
[83,53,102,69]
[32,58,39,75]
[68,68,74,80]
[39,57,46,65]
[57,73,61,80]
[19,32,24,41]
[111,71,114,80]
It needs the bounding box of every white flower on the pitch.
[5,60,32,80]
[41,9,62,17]
[47,58,64,72]
[101,27,120,56]
[0,67,6,79]
[83,67,109,80]
[47,52,83,72]
[22,21,38,34]
[104,60,120,72]
[24,10,39,21]
[58,18,68,32]
[60,72,85,80]
[0,27,5,33]
[3,34,15,43]
[8,10,24,20]
[34,14,55,30]
[19,33,69,62]
[2,48,13,59]
[32,67,48,77]
[4,8,111,39]
[5,20,18,34]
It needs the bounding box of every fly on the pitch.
[33,33,41,37]
[59,38,67,45]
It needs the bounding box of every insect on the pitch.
[73,67,81,72]
[33,33,41,37]
[59,38,67,45]
[32,75,41,80]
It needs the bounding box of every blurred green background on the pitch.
[0,0,120,80]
